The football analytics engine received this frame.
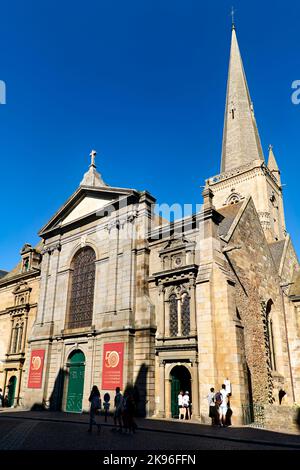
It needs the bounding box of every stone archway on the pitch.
[169,365,192,418]
[7,375,17,407]
[65,350,85,413]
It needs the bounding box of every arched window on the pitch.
[17,322,24,352]
[66,247,96,329]
[169,294,178,337]
[11,325,18,353]
[181,293,190,336]
[266,300,276,370]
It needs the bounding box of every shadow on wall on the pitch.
[30,364,148,415]
[30,368,65,412]
[49,368,65,411]
[296,407,300,431]
[125,363,148,418]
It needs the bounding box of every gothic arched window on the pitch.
[11,325,18,353]
[67,247,96,329]
[169,294,178,337]
[18,322,24,352]
[10,321,23,354]
[181,293,190,336]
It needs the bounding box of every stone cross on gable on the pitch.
[90,149,97,167]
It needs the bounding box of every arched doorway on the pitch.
[170,365,191,418]
[66,350,85,413]
[7,376,17,407]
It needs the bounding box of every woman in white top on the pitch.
[182,391,190,420]
[177,390,184,419]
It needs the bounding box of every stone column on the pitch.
[158,285,165,337]
[44,244,61,325]
[106,220,120,314]
[191,361,200,419]
[165,371,171,418]
[37,249,51,325]
[158,360,166,417]
[8,317,14,353]
[189,279,197,335]
[22,312,29,352]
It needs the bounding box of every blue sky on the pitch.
[0,0,299,271]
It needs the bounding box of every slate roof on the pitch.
[218,202,244,238]
[289,271,300,297]
[268,240,286,270]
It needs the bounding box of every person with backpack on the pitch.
[207,387,217,425]
[217,384,229,427]
[88,385,101,433]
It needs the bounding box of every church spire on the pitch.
[221,26,264,173]
[268,144,281,185]
[80,149,108,187]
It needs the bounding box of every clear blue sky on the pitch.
[0,0,299,271]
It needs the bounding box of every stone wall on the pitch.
[224,198,294,406]
[264,404,300,434]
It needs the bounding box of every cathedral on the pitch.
[0,25,299,430]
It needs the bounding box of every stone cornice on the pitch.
[151,264,198,283]
[206,161,281,190]
[148,208,223,242]
[0,269,40,288]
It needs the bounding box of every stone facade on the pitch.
[0,26,299,434]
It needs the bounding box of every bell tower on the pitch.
[206,25,286,242]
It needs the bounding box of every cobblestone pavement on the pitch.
[0,410,299,450]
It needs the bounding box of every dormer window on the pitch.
[20,243,41,273]
[22,257,30,273]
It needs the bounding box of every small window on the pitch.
[169,294,178,337]
[181,293,190,336]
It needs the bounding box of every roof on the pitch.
[0,270,8,278]
[217,202,244,238]
[269,240,286,270]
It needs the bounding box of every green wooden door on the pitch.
[66,351,85,413]
[7,376,17,407]
[171,375,181,418]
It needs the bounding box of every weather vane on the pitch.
[231,6,236,28]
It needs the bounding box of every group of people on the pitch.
[88,385,137,434]
[177,390,191,420]
[207,383,232,427]
[0,387,10,408]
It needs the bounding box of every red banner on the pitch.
[28,349,45,389]
[102,342,124,390]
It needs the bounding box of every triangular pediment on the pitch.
[39,185,138,237]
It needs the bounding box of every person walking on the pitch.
[177,390,184,419]
[207,387,216,425]
[182,391,190,420]
[103,392,110,422]
[113,387,123,432]
[88,385,101,434]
